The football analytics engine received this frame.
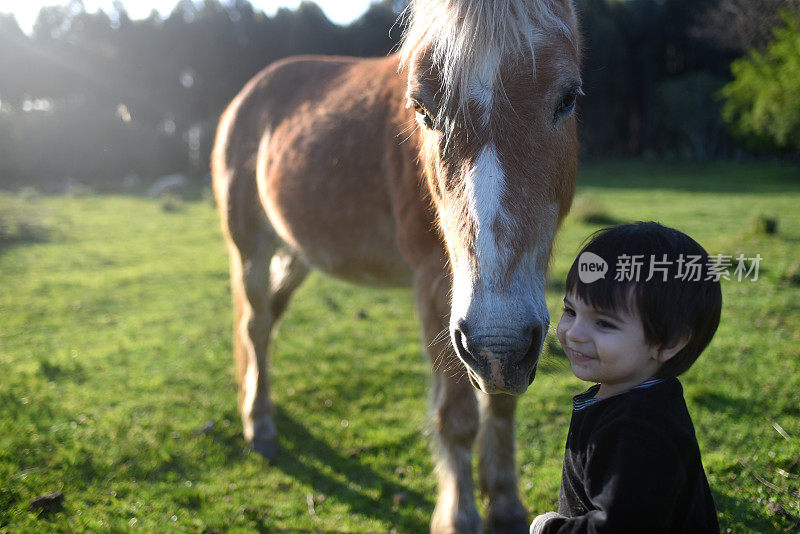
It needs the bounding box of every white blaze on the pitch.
[469,47,500,124]
[451,143,508,322]
[466,145,505,282]
[448,37,553,344]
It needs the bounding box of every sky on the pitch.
[0,0,375,32]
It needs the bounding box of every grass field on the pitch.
[1,160,799,532]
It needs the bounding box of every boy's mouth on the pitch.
[567,347,595,363]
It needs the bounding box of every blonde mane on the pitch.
[399,0,575,128]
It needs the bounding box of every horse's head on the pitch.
[401,0,580,395]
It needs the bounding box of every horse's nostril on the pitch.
[530,324,544,355]
[521,323,545,365]
[454,326,469,355]
[456,319,470,336]
[453,323,478,366]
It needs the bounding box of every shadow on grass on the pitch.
[99,401,429,532]
[690,390,767,416]
[0,222,50,257]
[268,407,431,533]
[713,490,779,532]
[36,358,87,384]
[0,195,53,258]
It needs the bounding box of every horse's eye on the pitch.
[560,93,577,111]
[411,100,435,129]
[554,87,582,122]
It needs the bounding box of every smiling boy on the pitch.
[530,222,722,533]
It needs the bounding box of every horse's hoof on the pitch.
[251,437,279,460]
[249,416,279,460]
[431,504,482,534]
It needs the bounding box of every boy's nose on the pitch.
[565,319,590,343]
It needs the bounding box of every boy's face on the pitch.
[557,292,664,398]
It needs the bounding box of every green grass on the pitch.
[1,160,799,532]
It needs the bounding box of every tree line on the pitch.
[0,0,797,190]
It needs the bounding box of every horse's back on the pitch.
[212,55,363,189]
[213,54,415,287]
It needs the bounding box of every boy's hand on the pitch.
[530,511,562,534]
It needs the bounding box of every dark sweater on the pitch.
[530,378,719,533]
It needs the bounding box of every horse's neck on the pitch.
[364,54,441,266]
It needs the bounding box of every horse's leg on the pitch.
[268,248,309,322]
[415,258,481,534]
[430,371,481,534]
[227,238,309,459]
[226,223,279,457]
[478,392,528,533]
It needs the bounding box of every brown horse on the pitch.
[211,0,581,532]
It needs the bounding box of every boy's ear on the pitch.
[657,333,690,363]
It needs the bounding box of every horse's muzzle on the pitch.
[452,320,543,395]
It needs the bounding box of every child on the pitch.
[530,222,722,533]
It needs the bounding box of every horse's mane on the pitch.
[399,0,575,130]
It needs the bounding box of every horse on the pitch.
[211,0,581,531]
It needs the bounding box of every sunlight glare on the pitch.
[0,0,375,34]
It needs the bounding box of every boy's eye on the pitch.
[596,320,616,329]
[562,306,576,317]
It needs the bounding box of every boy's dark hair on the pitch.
[565,222,722,378]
